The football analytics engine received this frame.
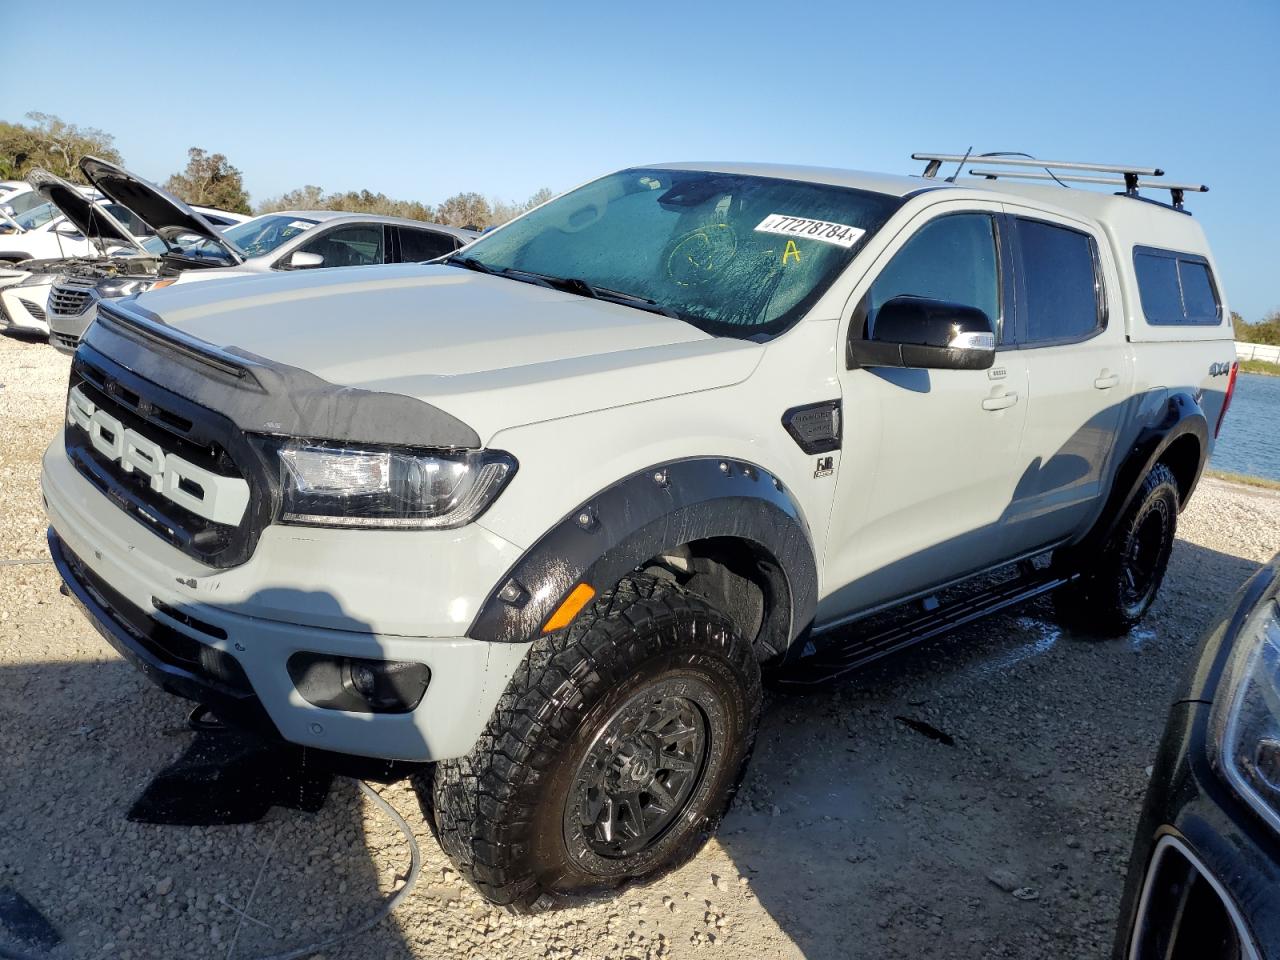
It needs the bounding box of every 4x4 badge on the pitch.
[814,456,834,478]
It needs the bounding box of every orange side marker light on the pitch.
[542,583,596,633]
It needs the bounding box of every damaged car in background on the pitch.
[0,173,160,337]
[44,157,479,353]
[0,169,244,337]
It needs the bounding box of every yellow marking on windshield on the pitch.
[782,240,802,265]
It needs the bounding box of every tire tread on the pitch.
[432,575,760,911]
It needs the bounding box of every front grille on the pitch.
[49,283,92,317]
[64,347,271,568]
[18,298,47,322]
[1129,836,1256,960]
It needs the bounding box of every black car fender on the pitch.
[1072,390,1209,558]
[468,457,818,657]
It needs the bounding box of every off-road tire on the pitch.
[1054,463,1179,636]
[431,575,762,911]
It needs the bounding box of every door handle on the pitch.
[982,392,1018,411]
[1094,372,1120,390]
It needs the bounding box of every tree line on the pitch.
[1233,312,1280,346]
[1,111,552,229]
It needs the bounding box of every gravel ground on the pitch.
[2,330,1278,960]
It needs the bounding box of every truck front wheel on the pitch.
[1054,462,1179,635]
[431,575,761,911]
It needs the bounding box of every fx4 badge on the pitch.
[1209,361,1233,377]
[814,455,834,478]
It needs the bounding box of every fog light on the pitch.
[287,653,430,714]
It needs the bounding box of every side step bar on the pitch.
[773,564,1079,690]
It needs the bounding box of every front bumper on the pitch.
[43,433,533,762]
[1115,559,1280,960]
[1115,699,1279,959]
[50,528,277,734]
[0,284,51,335]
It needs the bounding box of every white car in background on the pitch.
[0,180,47,219]
[0,169,245,336]
[45,156,476,352]
[0,177,157,336]
[0,183,244,265]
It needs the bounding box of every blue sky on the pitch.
[4,0,1277,318]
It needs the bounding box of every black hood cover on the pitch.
[79,156,245,264]
[27,168,141,251]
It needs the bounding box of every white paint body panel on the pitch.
[0,276,54,334]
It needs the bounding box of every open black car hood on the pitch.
[79,156,245,265]
[27,168,145,254]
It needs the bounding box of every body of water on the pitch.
[1211,373,1280,481]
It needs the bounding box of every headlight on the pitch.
[96,276,176,299]
[266,439,516,529]
[1210,597,1280,830]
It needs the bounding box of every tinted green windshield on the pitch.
[457,168,901,338]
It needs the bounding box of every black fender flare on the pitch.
[468,457,818,655]
[1072,391,1208,558]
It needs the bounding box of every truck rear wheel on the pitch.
[1054,462,1179,636]
[431,575,761,911]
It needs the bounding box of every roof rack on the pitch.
[912,152,1209,211]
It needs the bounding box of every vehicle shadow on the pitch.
[0,583,427,960]
[710,538,1263,960]
[1,329,48,345]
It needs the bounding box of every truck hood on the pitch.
[128,263,762,441]
[79,156,245,265]
[27,168,144,254]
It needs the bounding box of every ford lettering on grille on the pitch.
[67,384,249,526]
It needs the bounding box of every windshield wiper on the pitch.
[442,257,680,320]
[521,271,680,319]
[579,283,681,320]
[442,254,497,275]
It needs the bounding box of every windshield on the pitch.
[456,167,901,338]
[13,201,60,231]
[2,190,44,217]
[167,214,318,263]
[140,231,212,256]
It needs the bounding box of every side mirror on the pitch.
[54,221,83,237]
[848,296,995,371]
[0,204,13,216]
[286,251,325,270]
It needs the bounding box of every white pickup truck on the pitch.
[42,152,1237,909]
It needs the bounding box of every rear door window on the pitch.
[1016,219,1104,345]
[1133,246,1221,325]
